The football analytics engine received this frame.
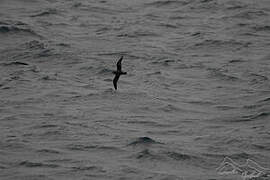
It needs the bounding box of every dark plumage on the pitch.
[113,56,127,90]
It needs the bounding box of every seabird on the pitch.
[113,56,127,90]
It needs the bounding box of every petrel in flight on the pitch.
[113,56,127,90]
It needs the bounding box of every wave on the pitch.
[126,120,164,127]
[249,73,268,84]
[71,165,104,172]
[158,22,178,29]
[117,30,159,38]
[258,97,270,103]
[35,124,59,128]
[134,149,163,160]
[0,165,6,169]
[159,104,182,112]
[72,2,83,8]
[227,152,251,160]
[66,144,122,152]
[56,42,70,47]
[36,149,60,154]
[36,49,55,58]
[192,39,251,50]
[150,59,176,66]
[131,149,204,165]
[188,100,215,106]
[144,0,189,8]
[128,137,161,146]
[228,59,245,64]
[145,71,162,77]
[30,8,58,17]
[207,68,240,82]
[232,10,268,19]
[252,25,270,32]
[228,113,267,122]
[72,3,124,15]
[165,151,193,161]
[0,20,27,26]
[97,68,113,75]
[2,61,29,66]
[0,23,42,38]
[0,25,32,34]
[252,144,270,151]
[243,104,263,110]
[24,40,45,50]
[215,105,238,110]
[242,112,270,120]
[19,161,59,168]
[66,144,99,151]
[226,4,247,10]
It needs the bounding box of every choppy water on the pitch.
[0,0,270,179]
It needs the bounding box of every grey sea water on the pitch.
[0,0,270,179]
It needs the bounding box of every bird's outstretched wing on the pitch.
[113,74,120,90]
[116,56,123,71]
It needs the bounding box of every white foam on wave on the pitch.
[216,157,270,180]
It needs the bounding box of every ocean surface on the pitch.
[0,0,270,179]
